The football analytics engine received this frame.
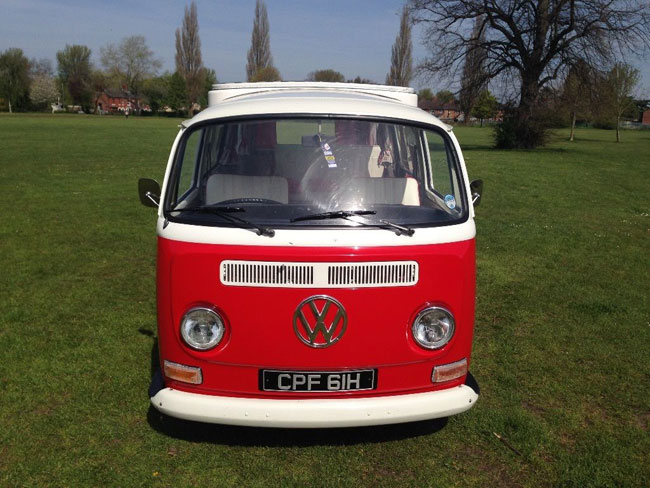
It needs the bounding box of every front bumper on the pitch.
[150,374,479,428]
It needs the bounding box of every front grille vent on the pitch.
[327,262,417,286]
[221,260,418,288]
[222,262,314,286]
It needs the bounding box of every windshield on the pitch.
[164,117,467,230]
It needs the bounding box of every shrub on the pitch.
[494,108,549,149]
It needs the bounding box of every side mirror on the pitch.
[138,178,161,208]
[470,179,484,207]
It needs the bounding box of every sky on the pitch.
[1,0,649,98]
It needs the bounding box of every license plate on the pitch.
[260,369,376,392]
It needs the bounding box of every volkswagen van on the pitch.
[139,82,483,428]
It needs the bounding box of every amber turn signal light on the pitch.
[163,360,203,385]
[431,358,468,383]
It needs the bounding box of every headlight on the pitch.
[412,306,455,350]
[180,307,225,350]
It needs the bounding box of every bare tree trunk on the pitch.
[616,115,620,142]
[514,81,536,147]
[8,100,12,113]
[569,111,576,141]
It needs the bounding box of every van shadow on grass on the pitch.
[146,407,448,447]
[139,329,449,447]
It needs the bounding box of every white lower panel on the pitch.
[150,385,478,428]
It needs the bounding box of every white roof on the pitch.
[185,82,450,131]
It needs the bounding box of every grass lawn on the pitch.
[0,114,648,487]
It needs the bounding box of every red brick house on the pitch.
[642,109,650,126]
[418,98,462,122]
[96,89,150,114]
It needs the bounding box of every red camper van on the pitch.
[139,82,483,428]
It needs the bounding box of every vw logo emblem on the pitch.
[293,296,347,348]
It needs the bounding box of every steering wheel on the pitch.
[217,197,283,205]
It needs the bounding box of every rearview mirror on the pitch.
[470,179,484,207]
[138,178,161,208]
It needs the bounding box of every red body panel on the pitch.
[156,237,476,399]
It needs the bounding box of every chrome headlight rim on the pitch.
[411,306,455,350]
[180,306,226,351]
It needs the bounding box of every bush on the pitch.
[494,109,549,149]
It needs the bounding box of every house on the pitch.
[418,98,462,123]
[642,109,650,126]
[95,89,150,114]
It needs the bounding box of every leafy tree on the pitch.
[142,75,169,114]
[458,16,487,124]
[0,48,30,112]
[199,68,218,107]
[30,74,59,110]
[561,61,594,141]
[435,90,455,104]
[175,1,204,106]
[418,88,434,100]
[348,76,375,84]
[90,70,110,113]
[250,66,281,82]
[166,71,188,114]
[597,63,640,142]
[100,35,161,95]
[246,0,275,82]
[307,69,344,83]
[386,6,413,86]
[56,44,93,109]
[410,0,650,149]
[472,90,497,127]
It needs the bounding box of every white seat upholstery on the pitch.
[339,177,420,206]
[206,174,289,204]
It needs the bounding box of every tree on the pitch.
[386,5,413,86]
[56,44,93,108]
[598,63,640,142]
[348,76,375,84]
[472,90,497,127]
[0,48,30,112]
[30,74,59,110]
[90,70,110,113]
[166,72,188,113]
[410,0,650,148]
[307,69,344,83]
[250,66,281,82]
[175,1,203,106]
[418,88,434,100]
[458,16,487,124]
[560,61,594,141]
[142,75,169,114]
[435,90,455,104]
[246,0,276,82]
[100,36,161,95]
[198,68,218,107]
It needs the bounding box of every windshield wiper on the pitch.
[375,219,415,237]
[291,209,376,222]
[291,209,414,236]
[168,205,275,238]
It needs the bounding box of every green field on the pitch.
[1,114,648,487]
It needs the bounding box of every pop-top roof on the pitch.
[183,82,449,131]
[208,82,418,107]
